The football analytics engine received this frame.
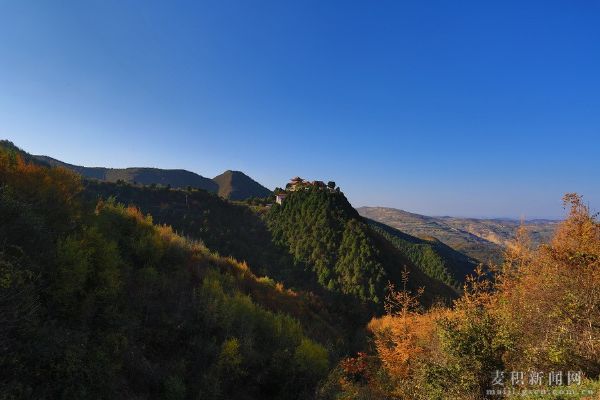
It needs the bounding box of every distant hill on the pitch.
[357,206,558,264]
[36,155,219,192]
[0,137,273,201]
[32,154,272,200]
[213,170,272,200]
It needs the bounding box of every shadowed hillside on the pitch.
[32,154,272,201]
[366,219,479,289]
[35,155,219,192]
[0,145,336,399]
[82,180,295,284]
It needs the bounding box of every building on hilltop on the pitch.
[275,193,287,204]
[286,176,306,192]
[284,177,335,193]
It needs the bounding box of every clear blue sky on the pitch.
[1,1,598,218]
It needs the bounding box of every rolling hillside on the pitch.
[3,141,594,400]
[357,206,558,263]
[82,179,296,285]
[0,143,335,399]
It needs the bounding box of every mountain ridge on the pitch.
[33,153,271,200]
[265,188,459,309]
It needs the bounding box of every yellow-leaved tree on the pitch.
[323,193,600,400]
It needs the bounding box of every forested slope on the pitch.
[0,144,332,399]
[82,180,295,283]
[367,219,478,289]
[325,195,600,399]
[82,180,365,350]
[265,189,457,309]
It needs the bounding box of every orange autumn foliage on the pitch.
[0,152,82,231]
[350,194,600,399]
[369,308,448,379]
[497,193,600,374]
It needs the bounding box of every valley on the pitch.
[1,140,597,399]
[358,206,558,263]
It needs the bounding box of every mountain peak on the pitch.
[218,169,245,177]
[17,147,273,201]
[213,170,272,200]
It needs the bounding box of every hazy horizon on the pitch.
[2,1,598,218]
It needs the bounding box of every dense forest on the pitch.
[265,188,457,308]
[82,179,295,283]
[0,145,331,399]
[1,140,599,399]
[367,220,478,290]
